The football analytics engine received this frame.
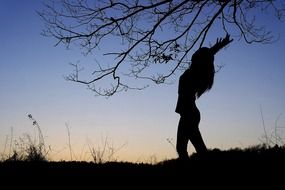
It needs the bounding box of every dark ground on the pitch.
[1,145,284,187]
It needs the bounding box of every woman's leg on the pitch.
[189,127,207,154]
[176,116,190,159]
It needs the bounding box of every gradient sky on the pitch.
[1,0,285,162]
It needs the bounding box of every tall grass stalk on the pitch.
[65,123,73,161]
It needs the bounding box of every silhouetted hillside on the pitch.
[1,145,284,186]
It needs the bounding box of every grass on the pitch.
[1,115,49,162]
[1,133,285,188]
[1,114,285,185]
[0,145,284,190]
[1,144,285,177]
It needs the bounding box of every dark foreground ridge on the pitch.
[1,145,285,185]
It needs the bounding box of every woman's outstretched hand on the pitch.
[216,33,233,47]
[211,34,233,55]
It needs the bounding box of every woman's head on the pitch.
[190,47,215,98]
[191,47,214,64]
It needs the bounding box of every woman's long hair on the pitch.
[190,47,215,98]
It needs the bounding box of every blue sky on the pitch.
[1,0,285,162]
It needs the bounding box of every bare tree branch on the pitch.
[38,0,285,96]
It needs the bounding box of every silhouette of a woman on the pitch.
[175,34,233,159]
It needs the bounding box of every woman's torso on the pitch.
[175,69,200,115]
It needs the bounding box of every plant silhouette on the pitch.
[175,34,233,160]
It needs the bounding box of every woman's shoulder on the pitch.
[180,69,191,78]
[180,68,196,82]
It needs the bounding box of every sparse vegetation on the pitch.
[259,107,285,147]
[1,114,129,164]
[1,114,49,162]
[87,136,126,164]
[5,134,48,162]
[1,113,285,180]
[1,145,285,181]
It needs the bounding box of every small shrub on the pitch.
[3,114,49,162]
[88,136,126,164]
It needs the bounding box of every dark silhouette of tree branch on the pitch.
[38,0,285,96]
